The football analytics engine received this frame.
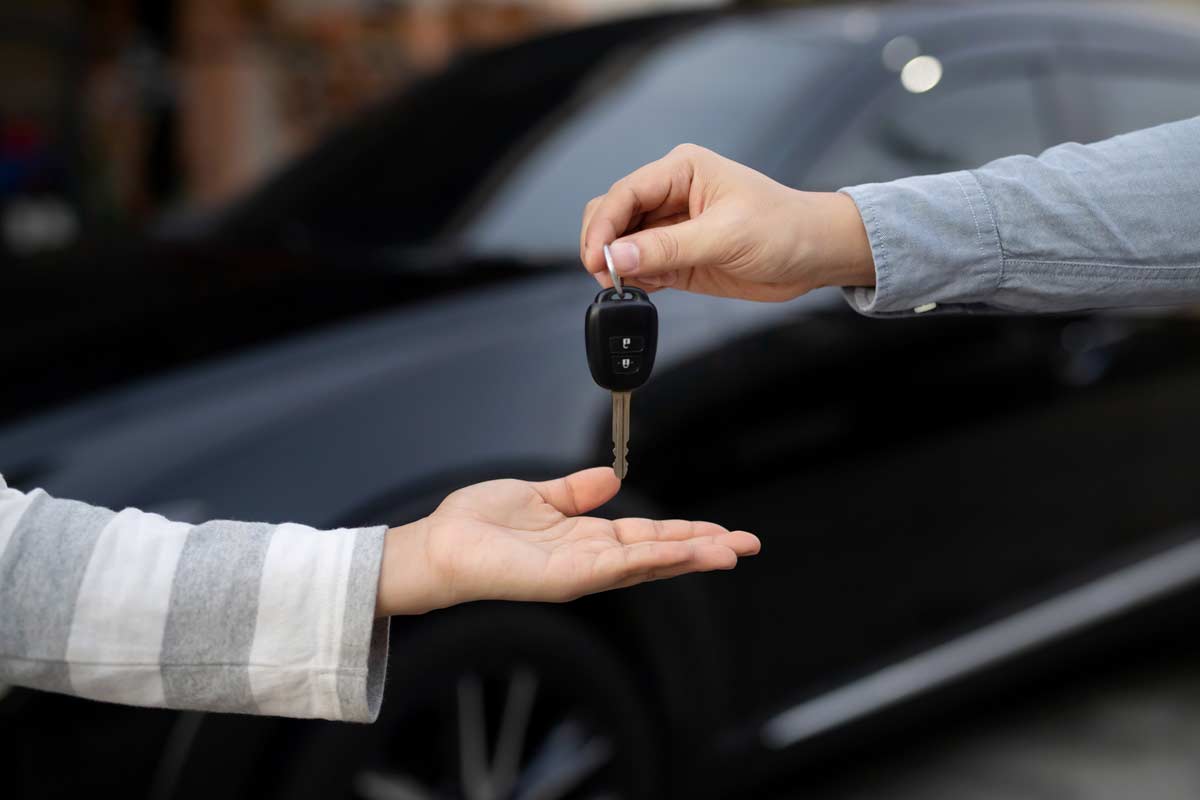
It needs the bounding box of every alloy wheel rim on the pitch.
[352,667,618,800]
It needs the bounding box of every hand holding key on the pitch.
[375,468,760,616]
[579,143,875,301]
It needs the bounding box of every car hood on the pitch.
[0,272,845,526]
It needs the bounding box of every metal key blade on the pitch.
[611,390,631,478]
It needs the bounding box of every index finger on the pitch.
[581,146,697,274]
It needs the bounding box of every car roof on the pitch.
[755,2,1200,54]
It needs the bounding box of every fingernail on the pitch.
[610,241,639,275]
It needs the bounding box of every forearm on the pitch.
[0,476,388,722]
[830,115,1200,316]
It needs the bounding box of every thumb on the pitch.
[532,467,620,516]
[608,217,712,278]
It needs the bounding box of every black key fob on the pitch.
[584,287,658,392]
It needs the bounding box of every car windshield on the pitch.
[457,21,842,258]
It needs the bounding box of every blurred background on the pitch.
[5,0,1200,798]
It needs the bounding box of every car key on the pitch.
[584,245,658,478]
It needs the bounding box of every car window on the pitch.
[803,62,1050,190]
[1079,71,1200,141]
[458,22,846,258]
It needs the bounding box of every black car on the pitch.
[5,3,1200,798]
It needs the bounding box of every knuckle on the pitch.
[650,229,680,267]
[581,199,600,227]
[671,142,707,159]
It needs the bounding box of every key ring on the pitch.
[603,244,626,299]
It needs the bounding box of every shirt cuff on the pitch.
[247,522,390,723]
[838,170,1005,317]
[334,525,390,723]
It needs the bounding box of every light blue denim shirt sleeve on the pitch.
[839,115,1200,316]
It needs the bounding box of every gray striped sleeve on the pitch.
[160,520,274,714]
[337,525,390,722]
[0,491,113,693]
[0,477,392,721]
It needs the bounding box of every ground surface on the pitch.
[783,650,1200,800]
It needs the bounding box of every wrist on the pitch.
[794,191,875,291]
[375,517,443,617]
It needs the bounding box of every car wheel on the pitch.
[265,604,663,800]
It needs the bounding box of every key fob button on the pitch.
[609,335,644,354]
[612,355,641,374]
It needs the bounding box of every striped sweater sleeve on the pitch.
[0,474,389,722]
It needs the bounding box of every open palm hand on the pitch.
[376,468,759,616]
